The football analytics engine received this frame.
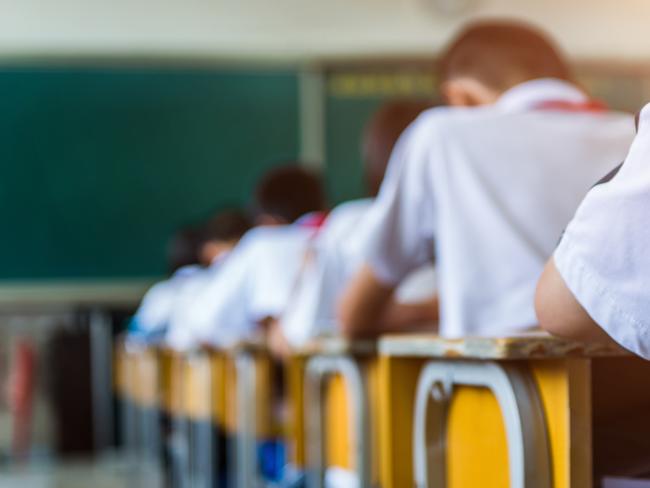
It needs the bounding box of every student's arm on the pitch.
[340,265,439,339]
[340,117,439,339]
[535,105,650,359]
[382,295,439,332]
[339,265,395,338]
[263,318,293,360]
[535,258,620,347]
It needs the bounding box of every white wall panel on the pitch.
[0,0,647,61]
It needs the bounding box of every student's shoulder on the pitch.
[237,225,311,252]
[326,199,373,225]
[139,278,176,307]
[318,199,373,243]
[404,105,496,141]
[170,264,203,281]
[239,225,288,243]
[587,109,636,132]
[407,105,451,132]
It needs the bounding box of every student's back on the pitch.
[394,86,633,336]
[279,101,436,347]
[177,164,327,349]
[340,20,636,339]
[128,226,203,342]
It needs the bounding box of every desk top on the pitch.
[297,336,377,357]
[378,332,626,359]
[118,332,626,361]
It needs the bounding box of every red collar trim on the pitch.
[296,211,329,230]
[535,99,607,113]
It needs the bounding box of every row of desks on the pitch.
[114,333,650,487]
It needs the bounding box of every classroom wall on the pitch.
[2,0,650,61]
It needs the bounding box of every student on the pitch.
[535,106,650,359]
[164,209,252,350]
[339,20,636,340]
[127,226,203,343]
[273,101,438,354]
[178,164,327,349]
[128,209,251,344]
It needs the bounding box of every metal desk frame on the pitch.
[413,360,552,488]
[304,354,370,488]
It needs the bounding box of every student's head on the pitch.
[253,164,326,225]
[167,226,203,274]
[439,20,572,107]
[199,208,252,265]
[362,100,434,197]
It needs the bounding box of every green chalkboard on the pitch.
[0,66,299,280]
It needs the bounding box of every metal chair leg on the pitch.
[304,355,369,488]
[235,352,259,488]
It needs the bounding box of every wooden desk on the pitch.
[226,341,276,487]
[113,341,163,460]
[292,336,380,488]
[377,333,650,488]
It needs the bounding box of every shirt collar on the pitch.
[496,78,588,113]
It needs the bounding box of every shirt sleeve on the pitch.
[362,116,437,286]
[553,104,650,358]
[132,280,176,335]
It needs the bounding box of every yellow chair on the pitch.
[296,337,381,488]
[227,341,279,486]
[377,333,650,488]
[113,341,128,401]
[157,347,229,487]
[178,342,277,486]
[160,348,192,487]
[286,354,307,470]
[113,340,163,458]
[113,340,138,451]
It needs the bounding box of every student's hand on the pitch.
[535,258,623,349]
[266,319,293,360]
[382,295,439,333]
[339,264,395,339]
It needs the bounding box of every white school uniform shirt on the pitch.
[177,222,316,349]
[280,200,372,346]
[164,255,228,351]
[363,78,635,338]
[280,199,437,347]
[554,103,650,359]
[130,264,202,338]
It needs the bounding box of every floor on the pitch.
[0,453,163,488]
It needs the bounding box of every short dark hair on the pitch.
[166,226,203,273]
[362,100,434,197]
[253,164,326,223]
[201,208,252,243]
[439,20,572,92]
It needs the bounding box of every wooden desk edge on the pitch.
[377,334,627,359]
[294,336,377,357]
